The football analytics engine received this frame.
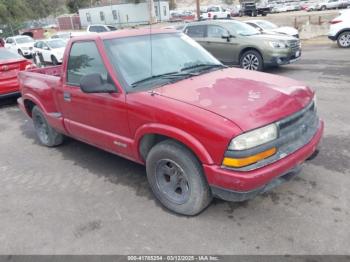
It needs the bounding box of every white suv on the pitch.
[4,35,35,57]
[328,10,350,48]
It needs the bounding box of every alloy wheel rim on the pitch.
[155,159,190,205]
[242,54,259,70]
[339,34,350,47]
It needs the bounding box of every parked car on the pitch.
[200,5,231,20]
[271,4,288,13]
[183,20,302,71]
[17,29,323,215]
[0,48,33,98]
[51,31,87,43]
[315,0,349,10]
[170,10,196,22]
[245,20,299,38]
[239,1,270,16]
[0,38,4,47]
[305,2,319,11]
[33,39,66,65]
[87,24,117,33]
[328,10,350,47]
[4,35,35,57]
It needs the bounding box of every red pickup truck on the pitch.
[18,29,323,215]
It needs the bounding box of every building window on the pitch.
[100,11,105,21]
[86,12,91,22]
[112,10,118,20]
[163,6,167,16]
[154,6,158,17]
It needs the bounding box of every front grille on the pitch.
[288,39,300,50]
[229,101,319,171]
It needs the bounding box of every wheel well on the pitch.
[23,100,36,117]
[239,47,263,62]
[139,134,201,164]
[336,29,350,39]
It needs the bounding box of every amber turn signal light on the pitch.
[223,147,277,168]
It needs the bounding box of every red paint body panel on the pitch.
[0,55,32,96]
[18,30,323,193]
[204,121,323,191]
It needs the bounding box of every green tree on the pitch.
[66,0,91,13]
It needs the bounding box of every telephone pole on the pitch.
[196,0,200,21]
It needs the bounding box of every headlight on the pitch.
[269,41,289,48]
[228,123,278,150]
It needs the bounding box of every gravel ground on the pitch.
[0,43,349,255]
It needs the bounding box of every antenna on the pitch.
[149,0,154,77]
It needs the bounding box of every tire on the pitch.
[321,5,327,10]
[240,50,264,71]
[146,140,212,216]
[51,55,59,65]
[213,15,218,19]
[337,31,350,48]
[32,106,64,147]
[227,14,231,19]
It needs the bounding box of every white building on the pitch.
[79,1,170,28]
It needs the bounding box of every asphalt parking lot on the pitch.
[0,42,350,255]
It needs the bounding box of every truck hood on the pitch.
[154,68,313,131]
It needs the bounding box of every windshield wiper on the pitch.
[131,71,198,87]
[180,63,226,72]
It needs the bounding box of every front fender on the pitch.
[134,123,214,165]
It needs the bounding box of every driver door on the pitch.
[59,41,132,157]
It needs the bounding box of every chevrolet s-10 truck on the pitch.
[18,29,323,215]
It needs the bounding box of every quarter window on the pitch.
[112,10,118,20]
[67,41,109,87]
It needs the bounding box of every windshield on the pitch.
[47,39,66,49]
[0,49,23,60]
[224,21,260,36]
[15,37,34,44]
[104,33,221,91]
[255,20,278,30]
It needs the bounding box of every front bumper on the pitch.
[328,35,337,41]
[267,48,302,66]
[204,120,324,199]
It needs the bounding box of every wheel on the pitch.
[32,106,64,147]
[252,11,257,16]
[213,15,218,19]
[240,50,264,71]
[321,5,327,10]
[239,11,243,17]
[337,31,350,48]
[262,12,267,16]
[146,140,212,216]
[227,14,231,19]
[51,55,59,65]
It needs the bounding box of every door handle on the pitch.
[63,92,71,102]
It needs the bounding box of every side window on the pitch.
[207,25,227,38]
[185,25,206,38]
[100,11,105,21]
[6,38,13,44]
[112,10,118,20]
[86,12,91,22]
[67,41,109,87]
[247,23,259,29]
[36,41,43,49]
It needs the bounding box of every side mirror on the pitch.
[222,32,233,41]
[80,73,117,93]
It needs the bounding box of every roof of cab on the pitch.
[70,28,178,42]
